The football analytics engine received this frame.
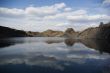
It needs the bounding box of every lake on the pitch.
[0,37,110,73]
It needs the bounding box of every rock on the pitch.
[65,28,75,33]
[64,28,79,38]
[99,22,104,27]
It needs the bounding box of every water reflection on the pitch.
[79,39,110,54]
[0,39,14,48]
[64,39,76,46]
[1,38,110,54]
[0,37,110,73]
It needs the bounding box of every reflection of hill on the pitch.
[45,40,63,44]
[45,38,76,46]
[0,39,15,48]
[0,37,110,54]
[64,39,76,46]
[80,39,110,54]
[0,38,25,48]
[0,38,110,72]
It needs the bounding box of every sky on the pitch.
[0,0,110,31]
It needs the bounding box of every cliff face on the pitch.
[0,26,28,38]
[78,22,110,39]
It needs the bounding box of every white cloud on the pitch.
[0,7,24,16]
[0,3,66,16]
[43,9,87,20]
[25,6,57,15]
[0,2,110,31]
[54,3,66,9]
[103,0,110,4]
[64,8,72,11]
[67,14,110,22]
[102,0,110,14]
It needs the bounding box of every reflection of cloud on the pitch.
[67,54,106,60]
[0,50,109,65]
[0,38,110,71]
[0,53,110,72]
[0,54,109,72]
[0,54,64,70]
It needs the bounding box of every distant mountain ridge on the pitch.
[0,22,110,39]
[0,26,77,38]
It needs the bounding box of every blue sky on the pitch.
[0,0,102,8]
[0,0,110,31]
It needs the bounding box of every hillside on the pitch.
[0,22,110,39]
[0,26,28,38]
[78,22,110,39]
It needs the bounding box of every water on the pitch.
[0,37,110,73]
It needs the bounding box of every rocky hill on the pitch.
[0,22,110,39]
[64,28,79,38]
[0,26,67,38]
[41,29,64,37]
[0,26,28,38]
[78,22,110,39]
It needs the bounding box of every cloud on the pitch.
[43,9,87,20]
[54,2,66,9]
[25,6,57,16]
[64,8,72,11]
[0,3,66,16]
[0,2,110,31]
[101,0,110,15]
[0,7,25,16]
[67,14,110,22]
[102,0,110,9]
[103,0,110,5]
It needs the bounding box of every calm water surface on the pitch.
[0,37,110,73]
